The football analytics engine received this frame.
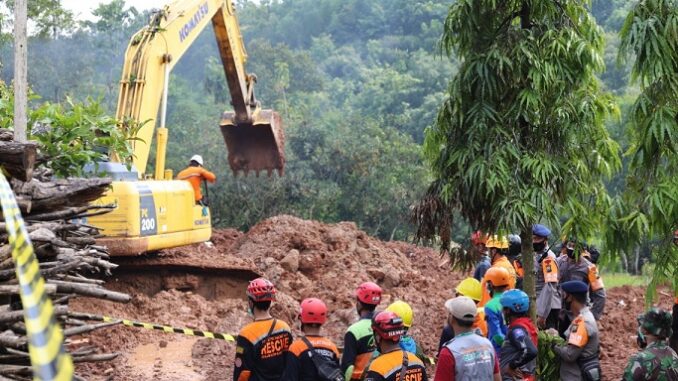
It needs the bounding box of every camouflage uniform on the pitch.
[622,341,678,381]
[623,307,678,381]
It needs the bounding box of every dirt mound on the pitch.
[72,215,461,379]
[599,285,674,380]
[72,214,667,380]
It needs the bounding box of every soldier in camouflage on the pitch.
[622,307,678,381]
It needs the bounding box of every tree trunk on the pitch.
[520,227,537,322]
[13,0,28,143]
[634,246,640,275]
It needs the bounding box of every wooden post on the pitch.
[13,0,28,143]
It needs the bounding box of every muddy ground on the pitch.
[69,215,671,380]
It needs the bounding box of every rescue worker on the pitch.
[557,239,607,335]
[479,236,517,306]
[507,234,524,290]
[532,224,560,331]
[234,278,293,381]
[176,154,216,204]
[499,289,538,381]
[342,282,382,381]
[363,311,427,381]
[551,280,601,381]
[472,231,491,281]
[437,277,487,352]
[281,298,340,381]
[434,296,501,381]
[622,307,678,381]
[385,301,428,362]
[484,266,512,355]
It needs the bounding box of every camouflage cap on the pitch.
[638,307,673,338]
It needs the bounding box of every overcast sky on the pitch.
[61,0,169,20]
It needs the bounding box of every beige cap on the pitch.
[444,296,477,321]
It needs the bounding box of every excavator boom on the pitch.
[116,0,284,177]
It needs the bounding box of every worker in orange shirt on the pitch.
[176,154,216,204]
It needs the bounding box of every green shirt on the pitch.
[622,340,678,381]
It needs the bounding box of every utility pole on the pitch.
[13,0,28,143]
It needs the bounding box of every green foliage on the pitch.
[610,0,678,296]
[537,331,565,380]
[0,81,140,178]
[1,0,75,39]
[416,0,620,250]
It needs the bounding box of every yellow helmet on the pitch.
[486,235,509,249]
[386,300,413,328]
[455,277,482,302]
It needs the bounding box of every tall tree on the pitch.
[612,0,678,296]
[413,0,620,317]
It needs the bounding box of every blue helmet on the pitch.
[500,289,530,313]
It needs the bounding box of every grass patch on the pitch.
[602,272,648,289]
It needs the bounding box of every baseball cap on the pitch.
[444,296,477,321]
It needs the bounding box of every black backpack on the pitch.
[300,336,343,381]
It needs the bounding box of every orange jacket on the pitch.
[479,256,517,307]
[176,166,216,201]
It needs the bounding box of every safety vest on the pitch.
[444,332,496,381]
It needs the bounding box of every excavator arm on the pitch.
[115,0,284,177]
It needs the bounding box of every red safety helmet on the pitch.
[371,311,406,341]
[246,278,276,302]
[355,282,382,305]
[471,230,488,245]
[299,298,327,324]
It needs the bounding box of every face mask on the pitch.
[563,296,572,311]
[533,242,546,252]
[247,306,254,317]
[636,327,647,349]
[566,248,576,259]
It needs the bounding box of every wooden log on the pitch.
[10,178,112,214]
[0,364,31,375]
[0,305,67,324]
[0,331,27,349]
[47,280,131,303]
[0,142,36,182]
[0,130,13,142]
[71,353,119,363]
[0,284,56,296]
[63,321,120,337]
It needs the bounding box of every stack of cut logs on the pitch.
[0,129,130,380]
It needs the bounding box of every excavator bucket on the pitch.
[219,110,285,176]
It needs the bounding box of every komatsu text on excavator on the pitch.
[87,0,284,256]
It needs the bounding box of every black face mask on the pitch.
[533,242,546,252]
[566,248,576,259]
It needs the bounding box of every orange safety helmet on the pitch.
[484,267,511,287]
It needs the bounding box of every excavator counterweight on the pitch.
[220,110,285,176]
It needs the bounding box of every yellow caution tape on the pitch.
[101,316,235,341]
[0,172,74,380]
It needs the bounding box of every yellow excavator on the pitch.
[87,0,284,256]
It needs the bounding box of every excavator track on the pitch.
[108,248,261,299]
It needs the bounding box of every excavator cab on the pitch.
[220,109,285,177]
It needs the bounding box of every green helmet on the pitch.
[638,307,673,339]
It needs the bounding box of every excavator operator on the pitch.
[176,154,216,204]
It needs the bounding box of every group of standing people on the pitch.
[230,227,678,381]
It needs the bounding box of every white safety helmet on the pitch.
[190,154,204,166]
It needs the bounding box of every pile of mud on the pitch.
[71,214,671,380]
[599,285,674,380]
[72,215,462,380]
